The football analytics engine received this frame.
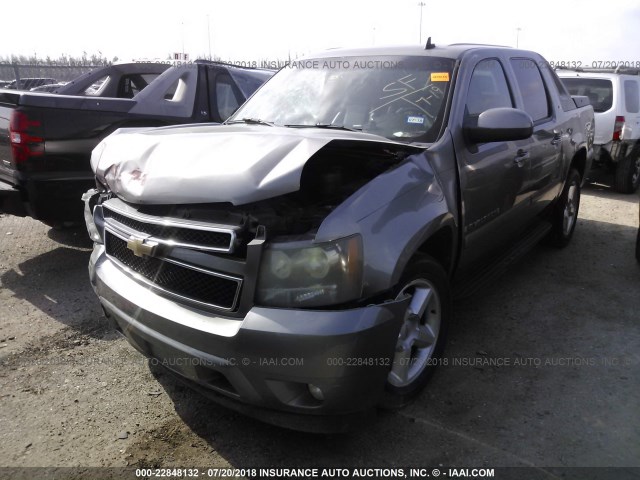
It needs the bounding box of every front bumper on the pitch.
[89,245,408,432]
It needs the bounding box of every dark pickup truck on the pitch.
[0,61,273,226]
[1,63,170,96]
[0,62,171,98]
[52,62,170,98]
[85,43,594,432]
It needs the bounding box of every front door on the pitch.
[456,57,534,268]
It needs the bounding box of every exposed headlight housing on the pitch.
[256,235,363,308]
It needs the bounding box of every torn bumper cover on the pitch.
[89,244,409,432]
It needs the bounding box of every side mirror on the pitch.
[465,107,533,143]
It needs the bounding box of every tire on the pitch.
[546,168,581,248]
[636,228,640,263]
[614,153,640,194]
[380,255,451,409]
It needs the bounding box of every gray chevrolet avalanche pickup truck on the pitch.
[84,43,594,432]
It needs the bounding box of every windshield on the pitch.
[561,78,613,113]
[229,56,455,143]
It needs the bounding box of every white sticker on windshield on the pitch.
[407,115,425,124]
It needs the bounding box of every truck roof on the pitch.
[304,43,542,61]
[556,69,640,79]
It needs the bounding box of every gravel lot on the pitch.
[0,184,638,477]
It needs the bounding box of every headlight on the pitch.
[256,235,363,308]
[81,189,104,244]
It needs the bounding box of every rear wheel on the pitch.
[381,255,451,408]
[636,227,640,263]
[546,168,581,248]
[614,153,640,193]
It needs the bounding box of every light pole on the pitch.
[181,21,185,59]
[516,27,522,48]
[207,15,212,60]
[418,2,426,45]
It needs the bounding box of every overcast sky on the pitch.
[1,0,639,66]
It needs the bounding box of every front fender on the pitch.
[316,153,456,297]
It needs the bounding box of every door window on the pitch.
[561,78,613,112]
[510,58,550,121]
[466,59,513,116]
[624,80,639,114]
[215,75,241,120]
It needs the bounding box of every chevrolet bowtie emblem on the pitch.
[126,236,158,257]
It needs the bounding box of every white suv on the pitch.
[558,69,640,193]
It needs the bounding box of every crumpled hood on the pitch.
[91,124,423,205]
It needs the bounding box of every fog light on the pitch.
[308,384,324,401]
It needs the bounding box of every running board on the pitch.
[453,220,552,300]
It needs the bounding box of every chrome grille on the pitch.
[103,204,235,253]
[105,231,241,310]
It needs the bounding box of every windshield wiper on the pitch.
[226,118,274,126]
[284,123,362,132]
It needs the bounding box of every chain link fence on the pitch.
[0,64,106,87]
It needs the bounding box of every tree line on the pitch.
[0,52,117,66]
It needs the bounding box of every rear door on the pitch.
[508,57,563,213]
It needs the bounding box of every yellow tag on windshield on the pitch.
[431,72,450,82]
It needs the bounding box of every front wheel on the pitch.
[546,168,581,248]
[381,255,451,408]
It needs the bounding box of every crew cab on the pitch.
[84,43,594,432]
[0,61,273,226]
[558,68,640,193]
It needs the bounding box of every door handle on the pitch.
[551,132,563,146]
[514,149,530,167]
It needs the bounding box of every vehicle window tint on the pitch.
[466,59,513,116]
[141,73,160,86]
[560,78,613,113]
[624,80,639,114]
[121,77,138,98]
[216,76,240,120]
[228,69,273,98]
[84,75,108,96]
[548,69,576,111]
[118,74,154,98]
[510,58,550,121]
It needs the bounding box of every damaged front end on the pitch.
[82,130,423,431]
[86,127,424,314]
